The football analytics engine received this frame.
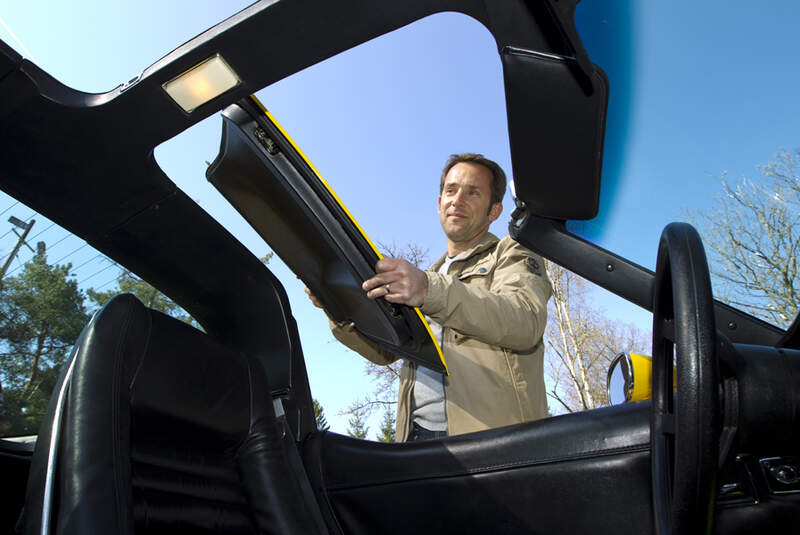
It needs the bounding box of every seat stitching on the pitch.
[111,299,136,533]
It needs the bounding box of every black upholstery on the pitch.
[20,294,324,534]
[304,403,653,535]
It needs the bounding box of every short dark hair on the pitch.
[440,153,506,206]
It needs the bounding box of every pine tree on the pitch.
[376,405,396,442]
[87,270,188,320]
[313,398,330,431]
[0,253,89,435]
[346,401,369,439]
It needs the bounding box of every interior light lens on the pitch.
[162,55,240,112]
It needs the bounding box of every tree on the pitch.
[0,254,89,435]
[544,262,650,414]
[342,241,429,425]
[313,398,330,431]
[345,400,369,439]
[376,405,396,442]
[377,240,429,269]
[87,270,187,319]
[687,149,799,329]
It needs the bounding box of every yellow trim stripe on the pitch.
[414,307,448,375]
[249,96,382,257]
[248,95,447,374]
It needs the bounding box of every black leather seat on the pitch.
[20,294,325,534]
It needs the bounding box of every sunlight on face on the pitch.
[437,162,501,254]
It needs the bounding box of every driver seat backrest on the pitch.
[20,294,324,534]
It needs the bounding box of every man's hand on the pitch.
[305,287,324,309]
[362,258,428,307]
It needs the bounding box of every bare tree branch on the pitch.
[342,242,429,421]
[544,262,650,414]
[376,240,430,268]
[686,149,800,328]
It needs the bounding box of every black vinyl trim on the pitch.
[325,442,650,491]
[511,215,786,347]
[207,101,444,373]
[0,439,36,455]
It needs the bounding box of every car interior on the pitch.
[1,1,798,534]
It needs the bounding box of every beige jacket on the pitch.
[331,233,552,442]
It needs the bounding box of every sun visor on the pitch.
[502,47,608,220]
[206,96,447,375]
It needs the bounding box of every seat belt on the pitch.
[273,398,330,535]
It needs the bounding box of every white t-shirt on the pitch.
[410,253,463,431]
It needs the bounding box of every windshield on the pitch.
[571,2,799,329]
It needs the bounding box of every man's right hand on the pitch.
[305,287,324,309]
[362,257,429,307]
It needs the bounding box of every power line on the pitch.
[4,236,116,279]
[14,241,105,275]
[0,217,35,280]
[52,243,88,266]
[46,231,73,251]
[5,255,28,277]
[28,222,56,240]
[70,253,104,272]
[78,263,118,286]
[0,201,20,218]
[0,211,35,241]
[93,276,121,291]
[4,231,74,277]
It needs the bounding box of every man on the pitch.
[309,153,551,441]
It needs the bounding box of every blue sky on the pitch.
[1,1,798,434]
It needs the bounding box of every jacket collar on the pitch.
[430,232,500,272]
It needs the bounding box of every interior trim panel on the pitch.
[304,403,652,534]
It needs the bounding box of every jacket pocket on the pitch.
[450,329,467,345]
[457,258,496,283]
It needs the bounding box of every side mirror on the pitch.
[606,352,654,405]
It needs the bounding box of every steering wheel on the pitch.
[651,222,720,535]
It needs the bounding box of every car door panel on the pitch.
[304,403,653,535]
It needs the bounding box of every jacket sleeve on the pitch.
[329,319,401,366]
[420,237,552,352]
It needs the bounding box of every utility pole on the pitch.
[0,216,36,280]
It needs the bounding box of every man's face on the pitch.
[438,162,502,246]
